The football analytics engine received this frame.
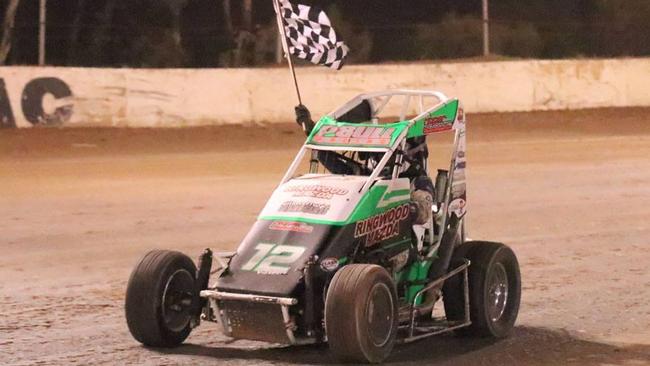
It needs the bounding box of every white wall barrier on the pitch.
[1,58,649,128]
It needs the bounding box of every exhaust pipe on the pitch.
[428,214,460,281]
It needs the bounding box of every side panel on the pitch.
[449,107,467,218]
[408,99,459,138]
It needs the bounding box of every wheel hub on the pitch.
[487,263,509,322]
[162,269,194,332]
[366,283,394,347]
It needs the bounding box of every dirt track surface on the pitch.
[1,108,650,365]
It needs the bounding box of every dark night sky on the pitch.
[2,0,650,66]
[253,0,482,25]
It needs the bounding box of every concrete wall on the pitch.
[1,58,649,128]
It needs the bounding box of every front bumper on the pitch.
[200,290,297,306]
[200,290,302,344]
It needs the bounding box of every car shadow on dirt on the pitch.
[154,326,650,365]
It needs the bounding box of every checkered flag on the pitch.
[275,0,349,70]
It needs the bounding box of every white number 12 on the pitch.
[241,243,305,275]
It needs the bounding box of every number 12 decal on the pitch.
[241,243,305,275]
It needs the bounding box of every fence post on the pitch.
[482,0,490,56]
[39,0,47,65]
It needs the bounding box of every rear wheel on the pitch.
[125,250,197,347]
[443,241,521,337]
[325,264,398,364]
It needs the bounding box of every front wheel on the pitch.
[125,250,198,347]
[325,264,398,364]
[443,241,521,338]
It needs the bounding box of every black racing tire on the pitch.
[442,241,521,338]
[125,250,198,347]
[325,264,398,364]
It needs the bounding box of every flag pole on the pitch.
[273,0,303,105]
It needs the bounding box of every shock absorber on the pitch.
[193,248,213,324]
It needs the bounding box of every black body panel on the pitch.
[215,214,414,297]
[216,220,356,296]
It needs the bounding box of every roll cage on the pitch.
[330,89,451,124]
[281,90,467,257]
[282,89,462,189]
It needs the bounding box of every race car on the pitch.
[124,90,521,364]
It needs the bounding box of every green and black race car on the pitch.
[124,90,521,364]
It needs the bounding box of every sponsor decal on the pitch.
[312,125,396,146]
[449,198,467,217]
[279,201,330,215]
[269,221,314,233]
[284,185,349,200]
[423,115,453,134]
[241,243,306,275]
[354,204,410,246]
[0,77,74,128]
[320,257,340,272]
